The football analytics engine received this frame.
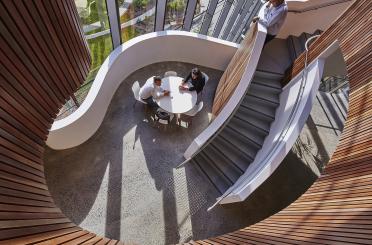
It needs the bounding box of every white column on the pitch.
[106,0,122,48]
[155,0,167,31]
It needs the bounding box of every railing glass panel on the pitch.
[164,0,188,30]
[118,0,156,42]
[57,0,114,120]
[207,0,226,35]
[190,0,211,32]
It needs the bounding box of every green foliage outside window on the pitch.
[167,0,186,12]
[133,0,150,10]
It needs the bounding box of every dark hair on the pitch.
[153,76,162,83]
[191,67,202,78]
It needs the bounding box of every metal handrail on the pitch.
[320,75,348,93]
[207,34,321,211]
[329,78,349,93]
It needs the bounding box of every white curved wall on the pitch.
[47,31,238,150]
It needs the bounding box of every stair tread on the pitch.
[247,84,280,105]
[219,128,258,161]
[212,135,253,171]
[194,154,232,194]
[204,144,243,182]
[235,106,271,132]
[255,70,283,82]
[251,79,282,92]
[228,117,266,146]
[241,96,277,119]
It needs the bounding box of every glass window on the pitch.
[164,0,187,30]
[207,0,226,36]
[218,0,238,39]
[57,0,114,120]
[191,0,211,33]
[75,0,113,82]
[118,0,156,43]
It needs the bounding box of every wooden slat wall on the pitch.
[0,0,120,244]
[212,23,258,116]
[0,0,370,244]
[193,0,372,244]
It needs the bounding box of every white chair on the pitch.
[180,102,203,127]
[201,72,209,99]
[164,71,177,77]
[202,72,209,84]
[132,81,147,108]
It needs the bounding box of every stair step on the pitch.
[220,126,259,161]
[255,70,283,82]
[204,143,243,181]
[212,135,252,171]
[241,96,277,119]
[251,79,282,93]
[234,107,270,134]
[228,117,266,146]
[194,153,232,194]
[247,83,280,105]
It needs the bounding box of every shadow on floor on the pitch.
[44,62,221,244]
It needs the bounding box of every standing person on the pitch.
[139,76,170,109]
[252,0,288,45]
[179,67,205,94]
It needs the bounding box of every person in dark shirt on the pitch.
[179,67,205,94]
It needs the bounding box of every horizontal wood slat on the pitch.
[0,0,123,244]
[212,23,258,116]
[0,0,370,244]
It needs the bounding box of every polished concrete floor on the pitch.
[44,62,348,245]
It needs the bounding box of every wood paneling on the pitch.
[0,0,118,244]
[0,0,370,244]
[197,0,372,244]
[212,23,258,116]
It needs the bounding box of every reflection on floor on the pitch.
[44,62,348,245]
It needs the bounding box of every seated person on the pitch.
[252,0,288,46]
[179,67,205,94]
[139,76,170,109]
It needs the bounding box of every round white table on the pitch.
[149,76,197,114]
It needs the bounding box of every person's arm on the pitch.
[189,77,205,92]
[152,86,164,99]
[183,73,191,83]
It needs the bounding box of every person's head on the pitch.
[153,76,162,86]
[269,0,284,7]
[191,67,202,80]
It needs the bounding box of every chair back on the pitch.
[202,72,209,84]
[185,101,204,116]
[132,81,141,100]
[164,71,177,77]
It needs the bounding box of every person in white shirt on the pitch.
[139,76,170,109]
[253,0,288,45]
